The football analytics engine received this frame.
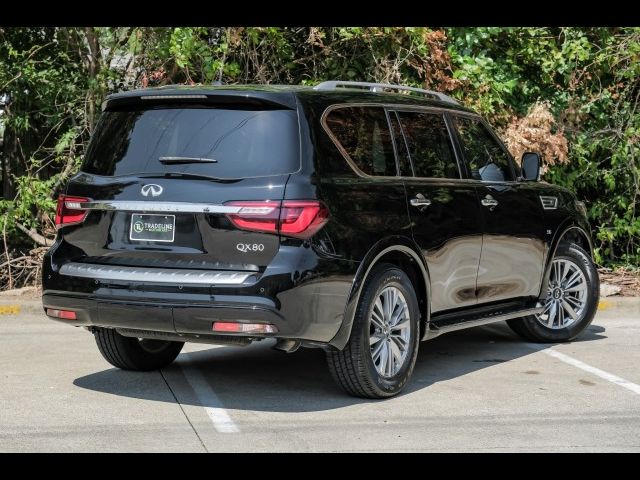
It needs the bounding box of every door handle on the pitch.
[481,195,499,209]
[410,195,432,208]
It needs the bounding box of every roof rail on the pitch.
[313,80,459,105]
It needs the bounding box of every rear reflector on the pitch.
[46,308,77,320]
[212,322,278,334]
[55,195,90,229]
[225,200,328,239]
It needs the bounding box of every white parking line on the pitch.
[180,353,239,433]
[542,348,640,396]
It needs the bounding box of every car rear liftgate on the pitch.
[52,102,305,279]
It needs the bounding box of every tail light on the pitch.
[55,195,90,229]
[225,200,329,239]
[225,201,281,234]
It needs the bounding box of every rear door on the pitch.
[451,114,545,304]
[321,105,412,257]
[62,103,301,272]
[390,109,482,313]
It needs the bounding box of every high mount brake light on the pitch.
[225,201,329,239]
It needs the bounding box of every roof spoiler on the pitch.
[102,90,297,111]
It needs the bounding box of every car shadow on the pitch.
[73,322,607,413]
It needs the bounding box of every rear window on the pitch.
[82,108,300,178]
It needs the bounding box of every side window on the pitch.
[454,116,515,182]
[396,111,459,179]
[324,106,397,176]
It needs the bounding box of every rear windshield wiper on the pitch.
[159,156,218,165]
[137,172,241,183]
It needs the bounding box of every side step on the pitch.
[424,305,543,340]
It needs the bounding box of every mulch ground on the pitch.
[599,267,640,296]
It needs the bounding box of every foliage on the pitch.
[0,27,639,287]
[502,102,569,167]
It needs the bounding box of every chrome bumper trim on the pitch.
[59,262,253,285]
[74,201,242,214]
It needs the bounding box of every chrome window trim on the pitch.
[59,262,254,285]
[73,201,243,214]
[320,102,488,182]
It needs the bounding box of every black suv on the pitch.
[42,81,600,398]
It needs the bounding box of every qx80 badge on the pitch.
[237,243,265,253]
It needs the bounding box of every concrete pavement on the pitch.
[1,296,639,452]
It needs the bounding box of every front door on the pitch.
[390,109,483,313]
[451,114,545,304]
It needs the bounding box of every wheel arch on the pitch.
[539,222,594,300]
[558,226,593,257]
[328,236,431,350]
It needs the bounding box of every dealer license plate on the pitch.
[129,214,176,242]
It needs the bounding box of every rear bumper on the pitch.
[42,293,285,336]
[41,245,358,347]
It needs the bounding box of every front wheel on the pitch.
[94,328,184,371]
[326,263,420,399]
[507,243,599,342]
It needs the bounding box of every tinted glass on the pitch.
[325,106,397,176]
[454,116,514,182]
[82,108,300,179]
[397,111,458,179]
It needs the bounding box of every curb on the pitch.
[597,296,640,314]
[0,296,43,316]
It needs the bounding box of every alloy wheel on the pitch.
[369,286,411,377]
[537,258,588,329]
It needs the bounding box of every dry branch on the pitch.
[15,222,54,247]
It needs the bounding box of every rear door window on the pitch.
[324,106,397,176]
[82,108,300,179]
[395,111,459,179]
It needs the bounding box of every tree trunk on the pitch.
[1,113,17,200]
[83,27,102,133]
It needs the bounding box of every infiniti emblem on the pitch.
[141,184,163,197]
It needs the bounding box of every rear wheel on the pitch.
[94,327,184,371]
[507,243,599,342]
[326,263,420,399]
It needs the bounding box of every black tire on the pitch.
[507,243,599,343]
[326,263,420,399]
[93,327,184,371]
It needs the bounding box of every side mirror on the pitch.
[521,152,541,181]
